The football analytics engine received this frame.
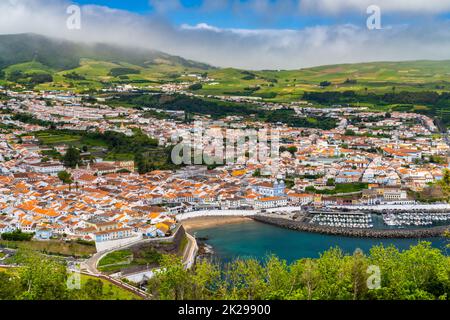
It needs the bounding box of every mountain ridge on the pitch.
[0,33,213,71]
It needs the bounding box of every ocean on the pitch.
[192,220,448,264]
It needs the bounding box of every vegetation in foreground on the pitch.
[148,242,449,300]
[1,243,449,300]
[0,250,140,300]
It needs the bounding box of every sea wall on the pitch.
[95,234,143,252]
[252,215,450,239]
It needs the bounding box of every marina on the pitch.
[383,212,450,227]
[310,212,374,229]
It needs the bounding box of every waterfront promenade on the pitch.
[176,209,258,221]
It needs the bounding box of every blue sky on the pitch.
[73,0,450,30]
[73,0,376,29]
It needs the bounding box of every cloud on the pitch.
[300,0,450,14]
[2,0,450,69]
[149,0,450,17]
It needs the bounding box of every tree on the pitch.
[58,171,73,185]
[0,272,21,300]
[63,147,81,168]
[253,169,262,177]
[16,250,69,300]
[189,83,203,91]
[147,255,190,300]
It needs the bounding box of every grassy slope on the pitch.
[0,240,96,258]
[199,60,450,102]
[80,274,141,300]
[4,54,450,104]
[0,267,141,300]
[32,59,207,92]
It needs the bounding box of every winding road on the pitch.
[81,225,198,299]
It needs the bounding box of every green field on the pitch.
[80,274,141,300]
[192,61,450,102]
[6,54,450,100]
[0,240,96,258]
[36,131,108,147]
[0,267,141,300]
[98,248,162,274]
[307,183,369,195]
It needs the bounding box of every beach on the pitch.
[182,216,252,231]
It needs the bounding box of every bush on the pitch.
[189,83,203,91]
[1,230,34,241]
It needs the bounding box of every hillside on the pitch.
[2,34,450,117]
[0,33,211,71]
[195,61,450,102]
[0,33,212,91]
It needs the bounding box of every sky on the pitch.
[2,0,450,69]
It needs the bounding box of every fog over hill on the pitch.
[0,33,212,71]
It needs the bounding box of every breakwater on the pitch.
[252,215,450,239]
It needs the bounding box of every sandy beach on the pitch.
[182,216,253,231]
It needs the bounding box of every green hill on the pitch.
[196,61,450,102]
[0,33,213,90]
[2,33,450,114]
[0,33,212,71]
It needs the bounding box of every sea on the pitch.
[191,220,448,264]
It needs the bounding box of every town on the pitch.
[1,86,450,253]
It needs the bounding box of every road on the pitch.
[83,225,183,275]
[182,232,198,269]
[82,225,197,298]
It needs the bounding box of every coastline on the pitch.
[181,216,253,232]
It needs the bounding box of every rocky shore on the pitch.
[252,215,450,239]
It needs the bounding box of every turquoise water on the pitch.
[193,221,448,264]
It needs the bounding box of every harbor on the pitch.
[191,220,448,264]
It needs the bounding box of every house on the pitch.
[251,180,286,197]
[28,162,64,175]
[35,228,53,240]
[93,227,133,242]
[85,220,119,231]
[255,197,288,209]
[288,193,314,205]
[140,225,158,238]
[155,223,170,237]
[0,223,14,234]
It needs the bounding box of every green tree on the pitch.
[147,255,190,300]
[63,147,81,168]
[58,171,73,185]
[0,272,21,299]
[16,250,69,300]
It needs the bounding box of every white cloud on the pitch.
[300,0,450,14]
[2,0,450,69]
